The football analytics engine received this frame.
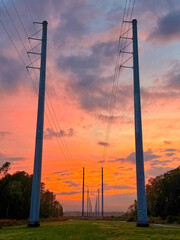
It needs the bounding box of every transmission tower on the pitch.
[28,21,48,227]
[132,19,149,227]
[119,19,149,227]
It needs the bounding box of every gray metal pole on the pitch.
[89,196,92,217]
[87,189,89,217]
[132,19,149,227]
[102,167,104,217]
[82,167,85,217]
[98,189,100,216]
[95,196,97,216]
[28,21,48,227]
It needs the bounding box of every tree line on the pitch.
[0,162,63,219]
[127,166,180,222]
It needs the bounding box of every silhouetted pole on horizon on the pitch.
[28,21,48,227]
[87,189,89,217]
[89,195,92,216]
[98,188,100,216]
[82,167,85,217]
[95,196,97,216]
[132,19,149,227]
[102,167,104,217]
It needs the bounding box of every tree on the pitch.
[0,162,10,178]
[0,162,63,219]
[146,166,180,219]
[40,190,63,218]
[0,171,33,219]
[127,166,180,220]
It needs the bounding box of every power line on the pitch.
[23,0,37,32]
[1,0,28,52]
[102,0,129,162]
[17,0,76,169]
[0,17,78,171]
[5,0,77,169]
[102,0,136,163]
[10,0,29,40]
[45,92,75,166]
[0,19,27,67]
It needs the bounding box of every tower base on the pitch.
[28,221,40,227]
[137,222,149,227]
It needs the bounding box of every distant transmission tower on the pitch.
[95,196,98,216]
[87,189,89,217]
[82,167,85,217]
[97,188,100,216]
[102,167,104,217]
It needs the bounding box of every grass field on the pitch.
[0,220,180,240]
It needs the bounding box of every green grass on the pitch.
[0,220,180,240]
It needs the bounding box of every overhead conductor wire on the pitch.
[0,1,78,171]
[102,0,136,163]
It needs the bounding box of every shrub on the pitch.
[0,219,20,228]
[165,215,176,224]
[127,216,136,222]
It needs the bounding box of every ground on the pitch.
[0,220,180,240]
